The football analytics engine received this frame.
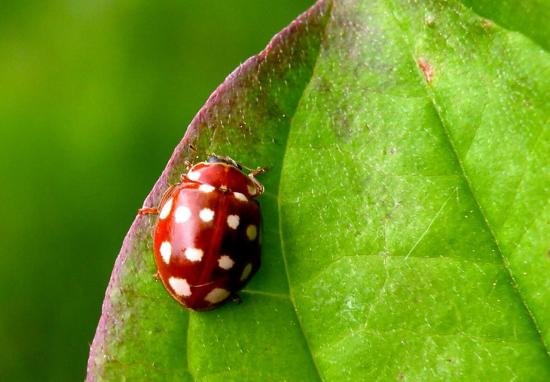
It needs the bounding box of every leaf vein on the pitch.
[317,326,538,357]
[404,192,453,259]
[300,251,501,290]
[386,0,550,358]
[275,1,334,381]
[499,116,549,230]
[421,82,550,360]
[241,289,290,300]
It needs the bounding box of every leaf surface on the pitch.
[88,0,550,380]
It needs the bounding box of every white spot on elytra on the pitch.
[199,208,214,222]
[187,171,200,181]
[247,184,257,196]
[184,248,204,262]
[174,206,191,223]
[218,255,234,270]
[234,192,248,202]
[240,263,253,281]
[246,225,258,241]
[227,214,240,229]
[159,198,173,219]
[199,184,215,193]
[168,277,191,297]
[204,288,230,304]
[159,241,172,264]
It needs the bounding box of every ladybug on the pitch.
[140,155,266,311]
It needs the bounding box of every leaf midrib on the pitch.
[274,1,334,380]
[384,0,550,359]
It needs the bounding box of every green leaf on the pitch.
[87,0,550,380]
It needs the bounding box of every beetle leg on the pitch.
[153,270,160,280]
[232,294,242,305]
[248,166,267,178]
[158,183,178,204]
[138,183,177,216]
[248,175,265,196]
[138,207,159,215]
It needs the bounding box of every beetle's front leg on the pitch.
[138,207,159,215]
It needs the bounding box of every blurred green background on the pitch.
[0,1,314,380]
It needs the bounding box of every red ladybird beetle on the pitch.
[140,155,266,311]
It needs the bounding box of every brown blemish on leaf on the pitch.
[417,57,434,84]
[481,19,493,30]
